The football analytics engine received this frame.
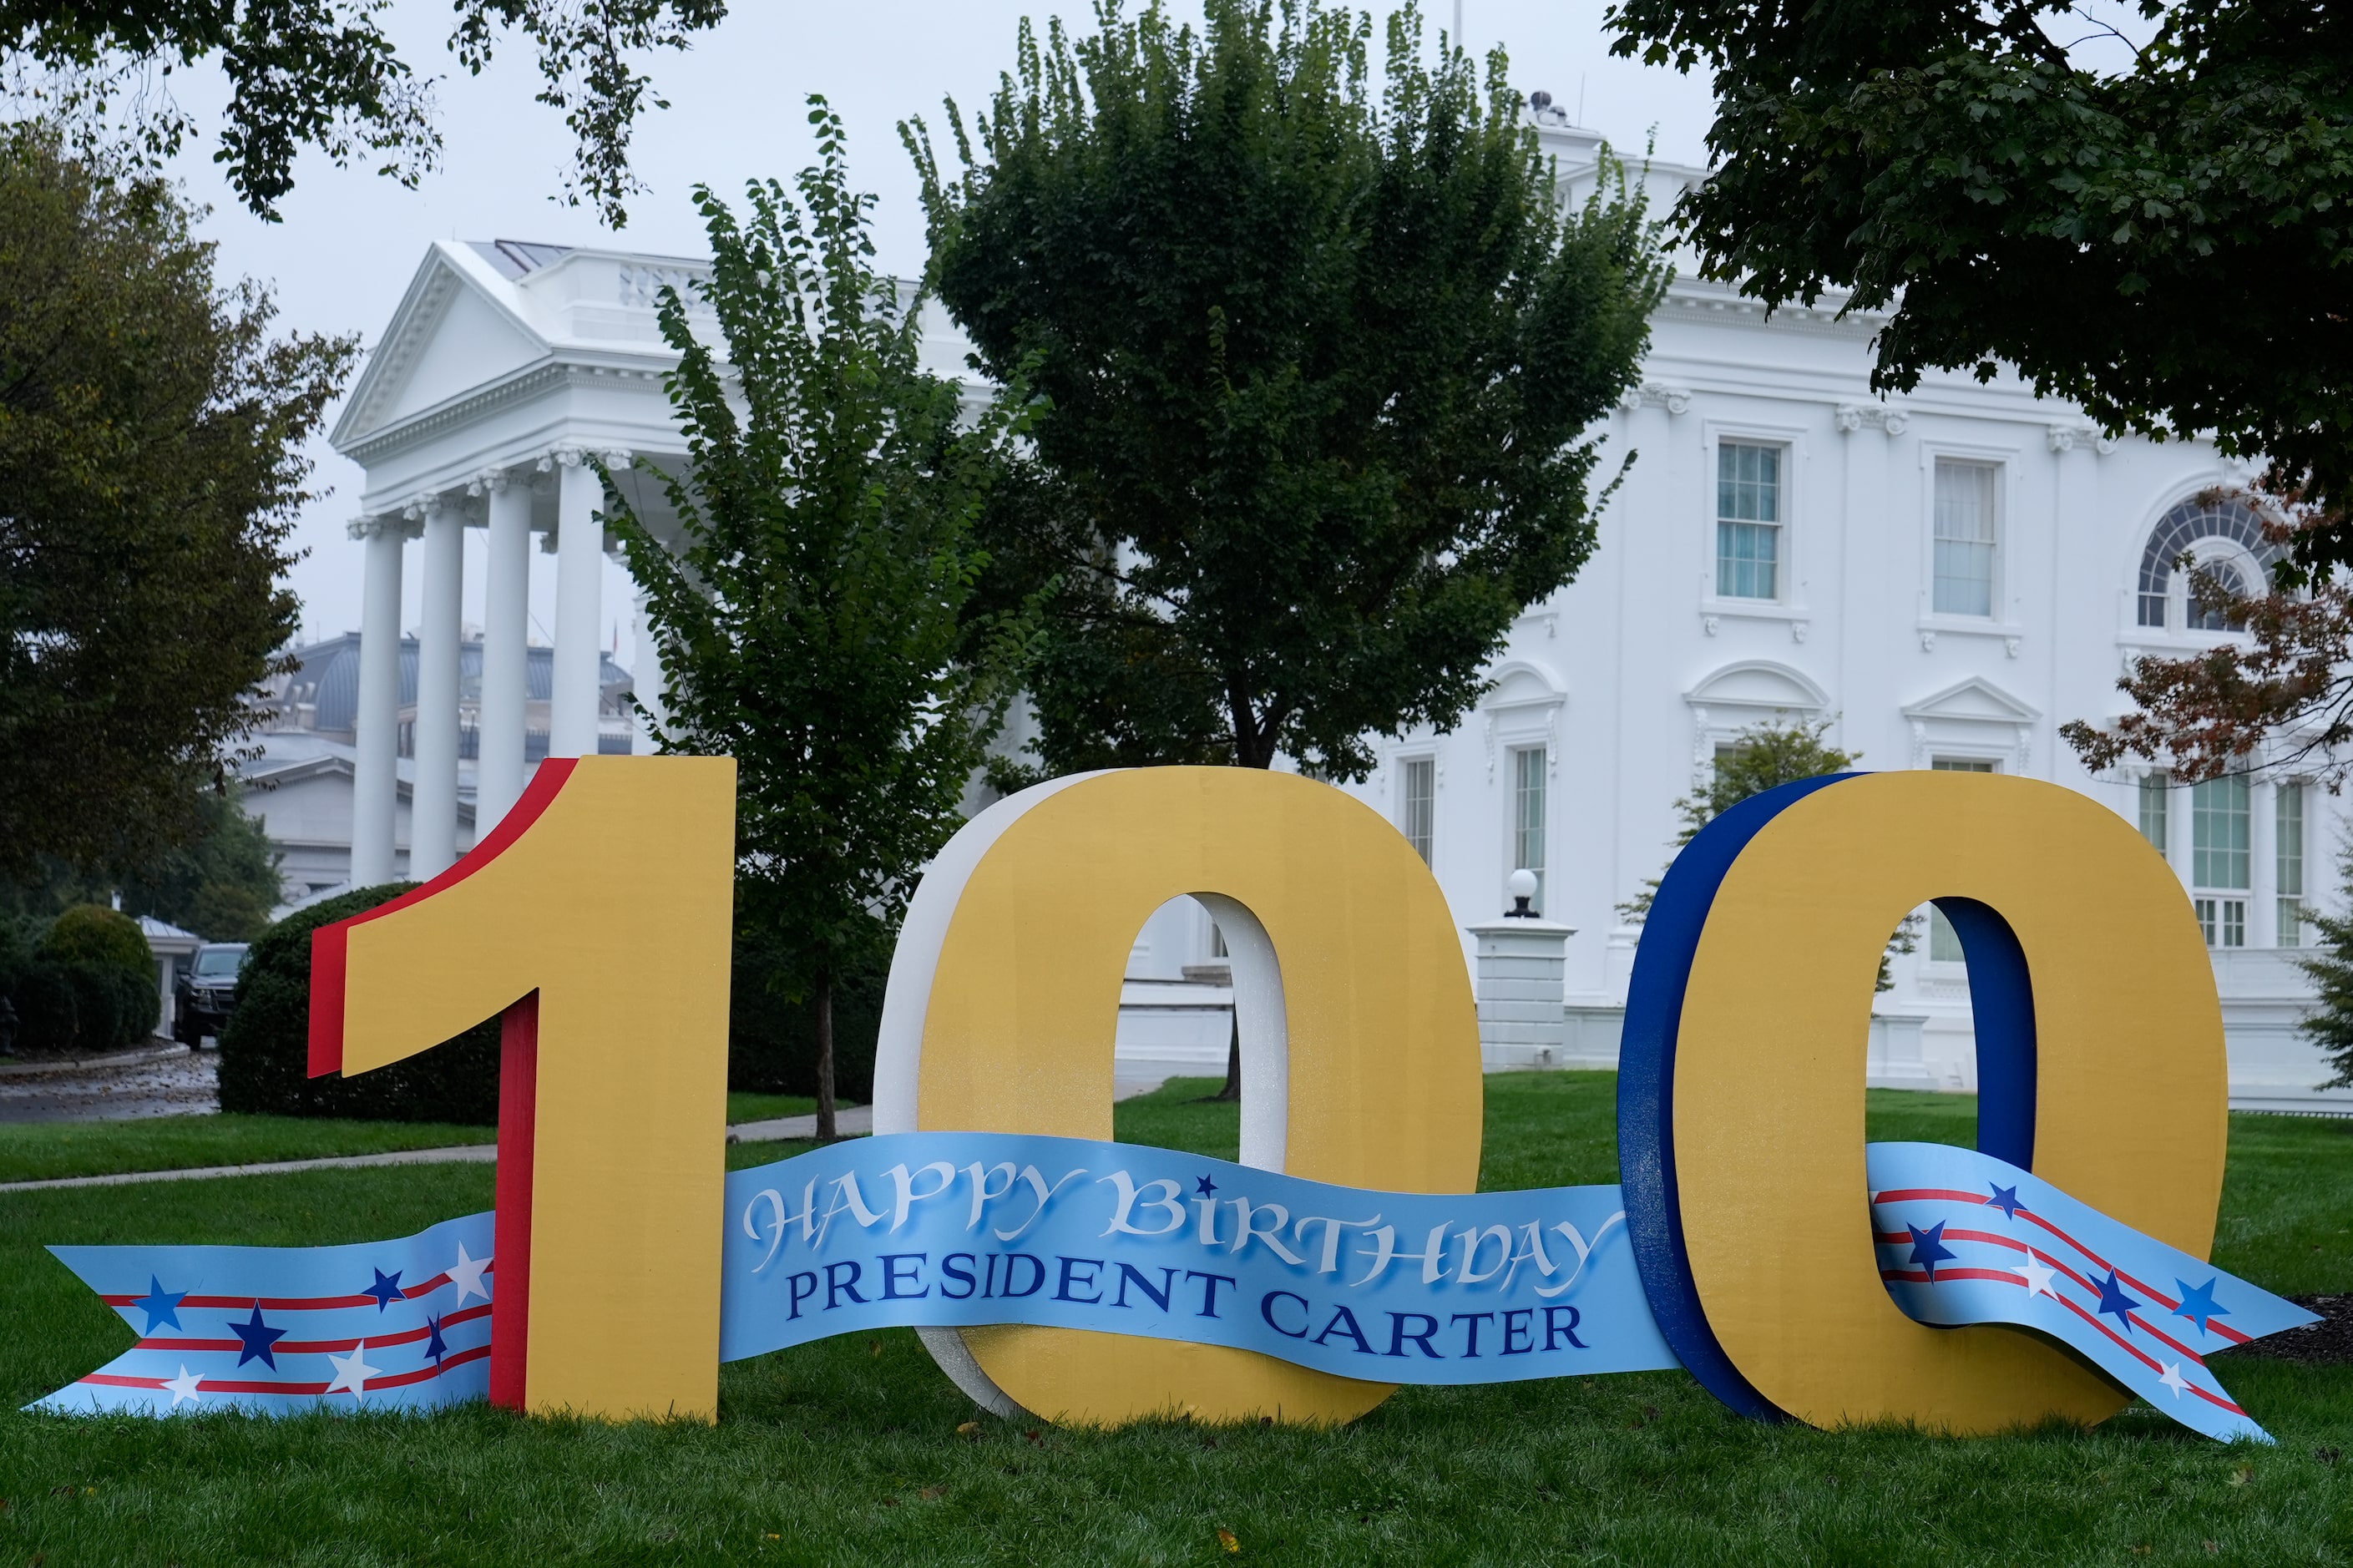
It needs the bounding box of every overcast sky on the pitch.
[164,1,1718,664]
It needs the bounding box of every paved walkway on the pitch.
[0,1105,880,1195]
[0,1049,219,1123]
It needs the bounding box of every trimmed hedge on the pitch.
[726,930,883,1105]
[0,905,159,1056]
[218,884,499,1123]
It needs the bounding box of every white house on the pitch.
[321,120,2353,1113]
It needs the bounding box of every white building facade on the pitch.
[327,124,2353,1113]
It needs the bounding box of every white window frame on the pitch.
[1700,420,1810,624]
[1930,457,2002,619]
[1507,744,1549,915]
[1915,439,2024,641]
[1396,753,1437,867]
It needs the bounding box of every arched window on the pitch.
[2187,557,2251,632]
[2136,496,2278,630]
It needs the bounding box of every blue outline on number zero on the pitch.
[1615,772,2042,1423]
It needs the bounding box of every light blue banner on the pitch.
[720,1133,1672,1378]
[1868,1141,2315,1443]
[29,1137,2315,1440]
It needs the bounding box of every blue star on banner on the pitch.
[1195,1176,1217,1197]
[131,1276,185,1334]
[230,1303,288,1369]
[2093,1270,2142,1335]
[363,1268,404,1312]
[423,1315,448,1365]
[1986,1184,2021,1222]
[1906,1222,1957,1282]
[2172,1277,2230,1337]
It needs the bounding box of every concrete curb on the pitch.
[0,1043,193,1080]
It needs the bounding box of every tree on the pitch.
[1597,1,2353,781]
[2295,838,2353,1092]
[906,0,1668,781]
[1620,720,1913,989]
[3,0,725,224]
[0,125,348,883]
[609,102,1040,1141]
[120,783,283,941]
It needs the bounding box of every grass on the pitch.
[0,1072,2346,1565]
[0,1095,827,1186]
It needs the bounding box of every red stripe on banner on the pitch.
[490,994,537,1412]
[1878,1267,2028,1287]
[1871,1188,1991,1206]
[101,1266,490,1315]
[136,1304,493,1357]
[306,759,575,1077]
[82,1343,495,1399]
[1872,1227,2028,1253]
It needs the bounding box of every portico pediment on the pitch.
[1684,660,1829,715]
[333,243,554,451]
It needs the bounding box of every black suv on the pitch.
[173,943,249,1045]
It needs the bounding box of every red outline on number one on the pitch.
[305,756,576,1413]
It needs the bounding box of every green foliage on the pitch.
[217,884,499,1124]
[1622,720,1913,989]
[1603,0,2353,568]
[35,903,149,977]
[726,928,883,1105]
[119,785,282,942]
[609,101,1040,1130]
[3,0,725,225]
[2297,840,2353,1090]
[0,126,349,881]
[907,1,1668,776]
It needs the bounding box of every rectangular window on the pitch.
[1930,758,1996,773]
[2196,897,2247,949]
[1400,757,1435,867]
[1932,459,1998,617]
[1716,441,1783,600]
[2192,776,2251,891]
[1928,905,1965,962]
[2138,773,2169,855]
[2278,781,2306,948]
[1512,746,1546,912]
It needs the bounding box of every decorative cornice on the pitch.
[1618,382,1693,415]
[2047,421,2117,455]
[1835,402,1910,437]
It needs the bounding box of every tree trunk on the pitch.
[815,969,837,1142]
[1212,1006,1241,1102]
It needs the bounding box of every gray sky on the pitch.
[165,1,1718,660]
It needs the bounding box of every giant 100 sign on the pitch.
[306,757,2229,1433]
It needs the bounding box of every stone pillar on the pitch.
[478,468,534,830]
[350,516,406,888]
[410,495,464,880]
[1465,915,1576,1070]
[550,449,605,758]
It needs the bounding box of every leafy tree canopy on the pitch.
[610,101,1040,1137]
[0,125,347,881]
[1602,0,2353,568]
[2,0,724,223]
[907,0,1667,777]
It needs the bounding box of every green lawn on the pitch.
[0,1095,825,1186]
[0,1072,2345,1565]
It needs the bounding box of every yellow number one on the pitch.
[307,755,737,1420]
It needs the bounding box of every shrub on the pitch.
[9,964,78,1055]
[218,884,500,1123]
[38,903,154,976]
[727,928,883,1104]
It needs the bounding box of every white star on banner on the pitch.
[163,1366,202,1408]
[326,1342,382,1403]
[2016,1250,2057,1300]
[448,1243,491,1305]
[2158,1362,2190,1400]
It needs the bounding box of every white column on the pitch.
[630,587,668,752]
[550,449,604,758]
[410,496,464,880]
[477,469,534,828]
[2251,779,2278,948]
[350,516,406,887]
